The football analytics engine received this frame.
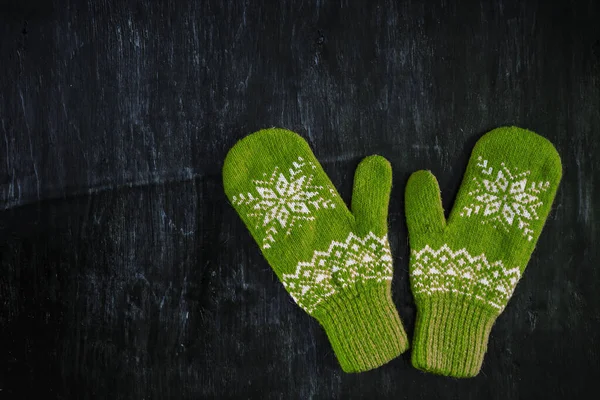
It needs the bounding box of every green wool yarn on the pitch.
[405,126,562,377]
[223,128,409,373]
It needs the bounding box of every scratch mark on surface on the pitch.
[19,87,40,200]
[159,282,173,310]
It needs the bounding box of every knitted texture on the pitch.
[223,128,409,373]
[405,126,562,377]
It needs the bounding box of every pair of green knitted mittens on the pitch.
[223,127,561,376]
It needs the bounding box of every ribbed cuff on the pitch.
[412,293,498,378]
[312,284,409,373]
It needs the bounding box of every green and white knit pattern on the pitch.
[412,158,550,310]
[232,155,393,314]
[411,244,520,310]
[282,232,393,313]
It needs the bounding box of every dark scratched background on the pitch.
[0,0,599,398]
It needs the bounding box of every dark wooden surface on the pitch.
[1,0,599,398]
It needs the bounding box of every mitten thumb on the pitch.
[405,170,446,236]
[351,155,392,236]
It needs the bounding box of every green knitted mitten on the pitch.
[405,126,562,377]
[223,128,409,372]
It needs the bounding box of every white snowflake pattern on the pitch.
[460,156,550,241]
[232,156,336,249]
